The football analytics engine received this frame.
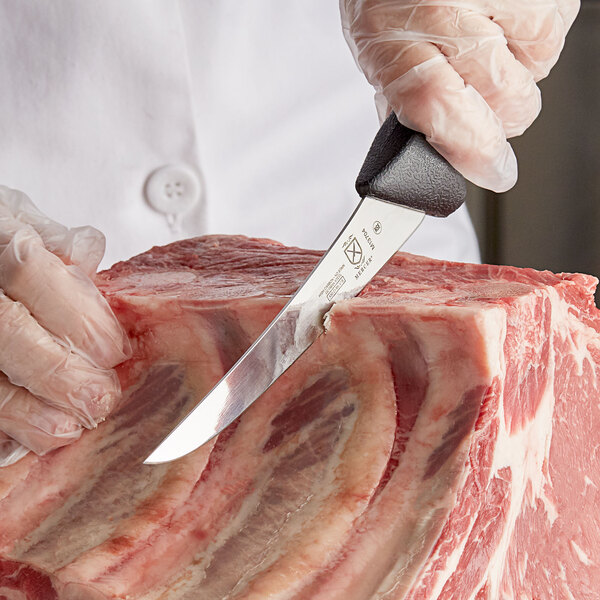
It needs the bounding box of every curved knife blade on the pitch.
[144,197,424,464]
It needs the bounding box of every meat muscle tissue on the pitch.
[1,234,599,599]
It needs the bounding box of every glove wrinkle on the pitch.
[0,432,29,468]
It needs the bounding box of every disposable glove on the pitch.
[0,186,130,466]
[340,0,580,192]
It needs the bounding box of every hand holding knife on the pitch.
[145,113,466,465]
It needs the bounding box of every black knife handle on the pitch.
[356,113,466,218]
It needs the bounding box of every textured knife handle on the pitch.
[356,113,466,218]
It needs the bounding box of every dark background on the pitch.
[466,0,600,286]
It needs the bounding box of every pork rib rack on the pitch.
[1,235,599,599]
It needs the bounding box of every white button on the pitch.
[145,164,202,216]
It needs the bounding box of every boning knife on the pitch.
[144,113,466,464]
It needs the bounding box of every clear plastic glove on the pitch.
[0,186,130,466]
[340,0,580,192]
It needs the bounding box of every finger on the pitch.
[0,374,82,455]
[0,291,121,427]
[0,185,105,276]
[557,0,581,31]
[489,0,571,81]
[0,227,130,368]
[438,10,541,137]
[0,431,29,467]
[62,226,107,276]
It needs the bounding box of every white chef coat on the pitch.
[0,0,480,269]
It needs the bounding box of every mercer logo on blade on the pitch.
[343,236,363,265]
[342,232,376,281]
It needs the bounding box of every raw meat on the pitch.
[1,234,599,599]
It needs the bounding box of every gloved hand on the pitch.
[340,0,580,192]
[0,186,130,466]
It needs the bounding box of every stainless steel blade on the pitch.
[144,197,425,464]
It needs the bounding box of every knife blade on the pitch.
[144,114,466,465]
